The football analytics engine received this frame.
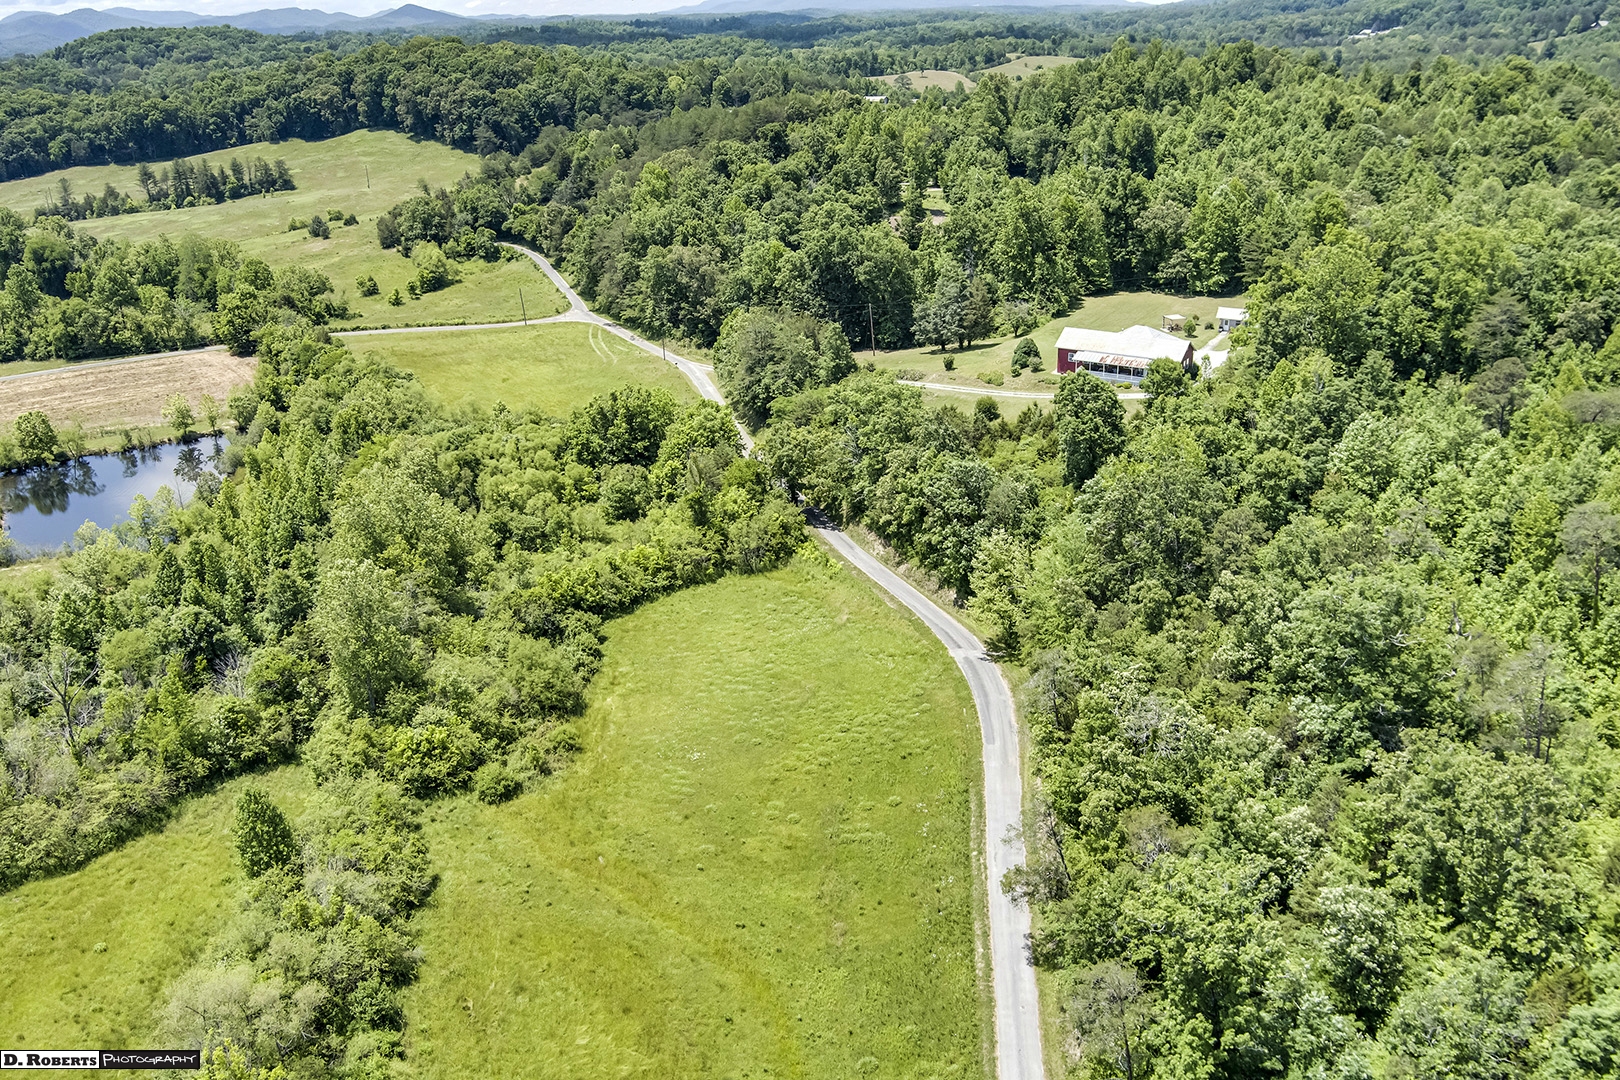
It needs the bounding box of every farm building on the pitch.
[1217,306,1249,331]
[1055,325,1195,383]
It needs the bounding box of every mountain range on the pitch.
[0,0,1128,56]
[0,4,522,55]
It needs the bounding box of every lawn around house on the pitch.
[874,289,1243,397]
[0,766,315,1051]
[343,322,697,416]
[0,130,567,331]
[401,560,989,1080]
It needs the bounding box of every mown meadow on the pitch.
[402,562,988,1079]
[341,322,695,416]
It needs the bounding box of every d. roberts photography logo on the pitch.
[1,1051,199,1070]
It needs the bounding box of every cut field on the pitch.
[0,766,314,1050]
[874,289,1242,394]
[0,130,567,328]
[0,347,256,436]
[343,322,697,415]
[401,559,989,1079]
[876,69,977,93]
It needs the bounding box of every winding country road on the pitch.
[336,244,1045,1080]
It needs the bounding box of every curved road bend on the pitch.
[340,242,1044,1079]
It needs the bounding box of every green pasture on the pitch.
[0,766,314,1050]
[974,55,1076,79]
[0,130,566,327]
[401,559,988,1080]
[875,69,977,93]
[0,130,476,244]
[344,322,697,416]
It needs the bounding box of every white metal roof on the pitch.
[1216,306,1248,321]
[1055,324,1190,362]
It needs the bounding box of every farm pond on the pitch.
[1,439,223,551]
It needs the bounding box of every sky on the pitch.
[1,0,699,14]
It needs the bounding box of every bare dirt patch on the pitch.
[0,348,258,434]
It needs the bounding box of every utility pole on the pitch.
[868,303,876,355]
[519,288,528,324]
[365,166,370,189]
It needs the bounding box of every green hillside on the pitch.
[402,560,989,1079]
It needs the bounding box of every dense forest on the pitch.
[3,7,1620,1077]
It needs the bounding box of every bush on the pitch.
[327,208,345,221]
[14,410,57,461]
[1012,337,1041,375]
[377,213,400,250]
[942,354,955,371]
[357,275,380,297]
[343,213,358,226]
[473,762,523,804]
[980,370,1005,386]
[233,789,298,878]
[406,279,421,299]
[307,216,329,239]
[388,288,404,306]
[412,243,453,292]
[287,218,306,232]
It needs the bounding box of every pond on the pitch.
[1,439,224,552]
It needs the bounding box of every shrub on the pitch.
[1012,337,1041,375]
[406,279,421,299]
[357,275,379,296]
[473,762,522,804]
[412,243,453,292]
[980,370,1005,386]
[942,354,955,371]
[287,218,306,232]
[307,216,329,239]
[233,789,298,878]
[327,208,344,221]
[388,288,404,306]
[343,213,358,226]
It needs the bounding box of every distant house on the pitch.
[1056,325,1194,383]
[1216,306,1248,331]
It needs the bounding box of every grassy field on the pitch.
[0,130,567,328]
[876,69,977,93]
[0,348,256,437]
[975,55,1075,79]
[0,766,314,1050]
[344,322,697,416]
[874,290,1242,394]
[401,559,989,1080]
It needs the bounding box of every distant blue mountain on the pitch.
[0,4,489,55]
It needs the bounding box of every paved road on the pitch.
[336,244,747,449]
[812,525,1044,1080]
[346,242,1044,1078]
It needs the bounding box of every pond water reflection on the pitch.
[1,439,223,552]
